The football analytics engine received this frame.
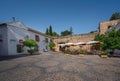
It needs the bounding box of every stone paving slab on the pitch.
[0,52,120,81]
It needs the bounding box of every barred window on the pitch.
[35,35,40,42]
[17,44,23,53]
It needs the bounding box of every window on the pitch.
[25,35,29,39]
[45,38,48,43]
[17,44,23,53]
[35,35,40,42]
[108,26,112,29]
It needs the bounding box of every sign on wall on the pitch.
[19,39,24,44]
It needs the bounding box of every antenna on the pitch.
[12,17,16,21]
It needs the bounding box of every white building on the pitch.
[0,21,52,55]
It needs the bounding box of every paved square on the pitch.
[0,52,120,81]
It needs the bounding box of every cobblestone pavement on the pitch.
[0,52,120,81]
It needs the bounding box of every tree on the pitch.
[90,30,97,33]
[94,29,120,50]
[52,32,59,36]
[45,25,59,36]
[61,30,71,36]
[70,27,73,35]
[49,42,55,50]
[110,12,120,21]
[108,29,120,49]
[49,25,53,36]
[23,39,38,55]
[45,28,49,35]
[94,34,107,50]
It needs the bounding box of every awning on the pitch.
[75,42,86,45]
[65,43,74,46]
[86,41,100,45]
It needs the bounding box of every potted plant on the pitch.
[62,49,70,55]
[79,50,85,56]
[100,51,108,58]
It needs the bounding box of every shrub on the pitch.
[63,49,71,54]
[101,51,108,55]
[23,39,38,55]
[49,42,55,50]
[79,50,85,54]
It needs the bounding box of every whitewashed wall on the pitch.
[29,31,50,53]
[7,22,29,55]
[0,26,8,55]
[0,21,51,55]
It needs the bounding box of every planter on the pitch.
[100,51,108,58]
[79,54,84,56]
[65,54,70,56]
[100,55,108,58]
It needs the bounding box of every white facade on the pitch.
[0,25,8,55]
[0,21,51,55]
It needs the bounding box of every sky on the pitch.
[0,0,120,35]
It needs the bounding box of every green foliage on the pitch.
[79,50,85,54]
[70,27,73,35]
[52,32,59,36]
[49,25,53,36]
[110,12,120,20]
[91,44,100,50]
[23,39,37,48]
[90,30,98,33]
[45,28,49,35]
[61,30,71,36]
[94,29,120,50]
[61,27,73,36]
[27,49,35,55]
[45,25,59,36]
[63,49,71,54]
[100,51,108,55]
[49,42,55,50]
[23,39,38,55]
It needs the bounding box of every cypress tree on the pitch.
[49,25,53,36]
[45,28,49,35]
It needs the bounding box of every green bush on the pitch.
[23,39,38,55]
[101,51,108,55]
[28,49,35,55]
[63,49,71,54]
[49,42,55,50]
[79,50,85,54]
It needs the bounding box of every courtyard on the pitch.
[0,52,120,81]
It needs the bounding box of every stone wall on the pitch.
[53,32,98,51]
[53,20,120,52]
[99,19,120,35]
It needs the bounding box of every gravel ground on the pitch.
[0,52,120,81]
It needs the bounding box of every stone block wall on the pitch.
[52,20,120,52]
[99,20,120,35]
[53,32,98,51]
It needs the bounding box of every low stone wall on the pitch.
[53,33,98,51]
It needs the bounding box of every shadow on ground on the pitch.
[0,54,40,61]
